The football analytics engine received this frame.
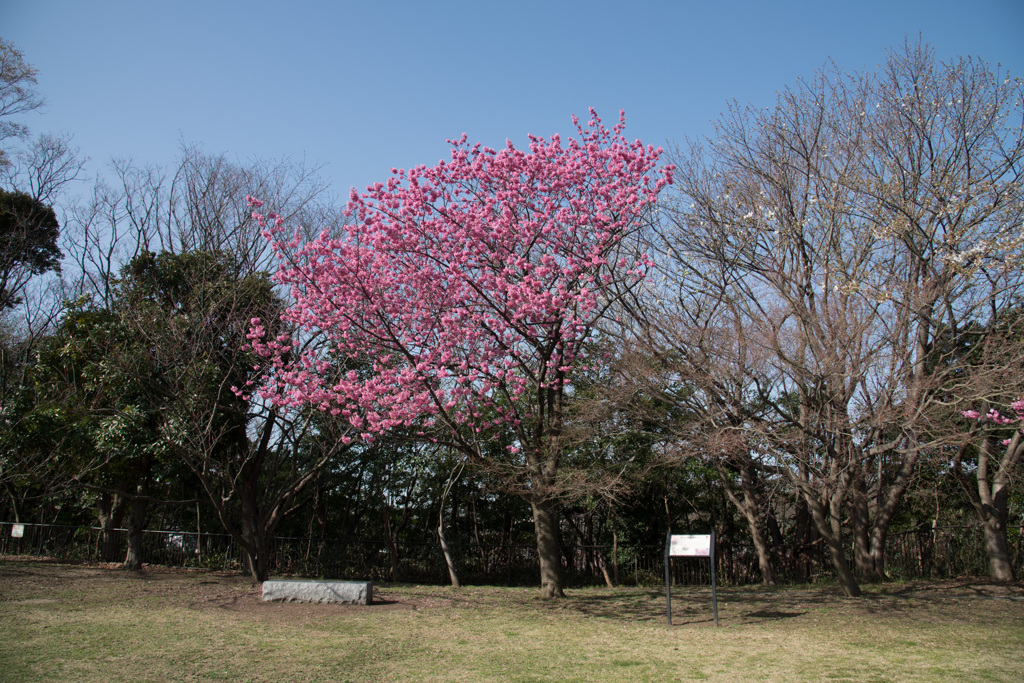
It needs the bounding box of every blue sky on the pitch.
[4,0,1024,203]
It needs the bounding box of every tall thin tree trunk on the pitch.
[472,495,488,567]
[381,506,401,582]
[612,516,619,587]
[195,500,202,567]
[438,521,460,588]
[438,461,463,587]
[5,485,20,523]
[740,461,774,586]
[598,554,614,589]
[792,494,812,582]
[717,462,776,586]
[123,495,148,571]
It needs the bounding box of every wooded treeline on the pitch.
[1,39,1021,597]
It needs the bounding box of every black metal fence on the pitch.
[1,521,1019,586]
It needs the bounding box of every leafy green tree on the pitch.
[113,250,355,580]
[0,189,59,309]
[26,299,168,564]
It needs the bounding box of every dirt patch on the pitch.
[2,555,1022,622]
[0,556,464,619]
[0,555,259,616]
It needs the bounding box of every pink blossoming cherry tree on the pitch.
[246,110,673,597]
[958,400,1024,582]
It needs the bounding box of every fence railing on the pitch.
[1,521,1019,586]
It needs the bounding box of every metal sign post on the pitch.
[664,530,672,625]
[665,531,718,627]
[710,530,718,626]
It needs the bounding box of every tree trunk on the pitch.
[814,510,862,597]
[438,461,462,587]
[748,515,777,587]
[611,516,619,587]
[122,455,153,571]
[438,521,461,588]
[955,435,1020,583]
[796,476,862,598]
[598,554,614,589]
[531,497,564,598]
[123,496,148,571]
[738,461,774,586]
[5,484,21,523]
[240,521,270,582]
[96,491,127,562]
[867,448,919,582]
[792,495,813,582]
[981,439,1019,583]
[472,495,487,567]
[717,462,776,586]
[385,531,401,582]
[850,471,876,583]
[982,515,1015,582]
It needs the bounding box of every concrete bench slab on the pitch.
[262,579,372,605]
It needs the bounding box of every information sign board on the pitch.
[11,524,24,538]
[669,534,711,557]
[665,530,718,627]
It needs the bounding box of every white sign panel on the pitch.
[11,524,25,538]
[669,534,711,557]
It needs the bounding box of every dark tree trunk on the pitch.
[955,435,1020,583]
[383,518,401,582]
[531,497,564,599]
[611,516,620,587]
[850,470,876,583]
[747,514,776,587]
[123,496,148,571]
[239,519,270,582]
[717,460,776,586]
[795,473,862,598]
[868,448,919,582]
[380,473,417,584]
[792,495,813,582]
[97,491,127,562]
[123,455,153,571]
[811,503,861,597]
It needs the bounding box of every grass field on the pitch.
[1,558,1022,682]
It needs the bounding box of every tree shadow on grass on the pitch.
[741,610,806,620]
[551,587,850,625]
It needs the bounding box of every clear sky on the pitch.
[4,0,1023,204]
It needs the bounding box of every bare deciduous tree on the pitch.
[628,41,1024,595]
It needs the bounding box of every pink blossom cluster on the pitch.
[245,110,674,444]
[961,399,1024,446]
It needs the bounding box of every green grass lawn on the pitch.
[1,558,1022,682]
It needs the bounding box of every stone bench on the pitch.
[261,579,373,605]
